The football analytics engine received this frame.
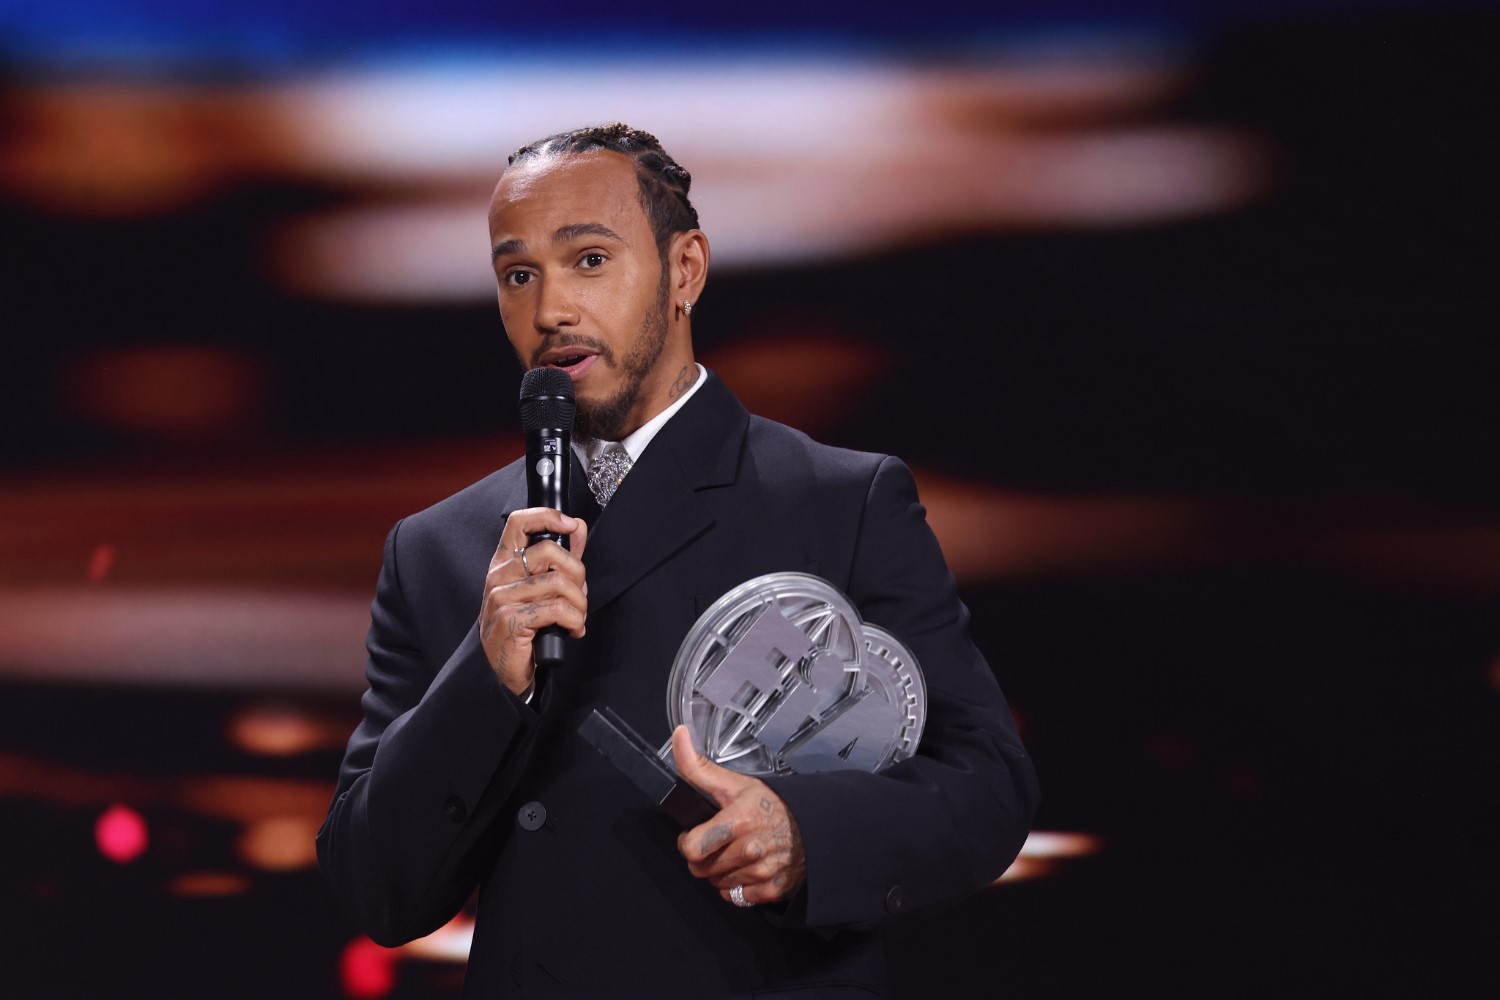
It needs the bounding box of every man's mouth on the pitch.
[536,348,603,379]
[535,337,608,377]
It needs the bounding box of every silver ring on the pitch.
[515,546,533,576]
[729,885,752,908]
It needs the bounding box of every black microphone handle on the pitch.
[525,424,570,668]
[533,626,566,669]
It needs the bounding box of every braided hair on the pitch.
[508,122,700,259]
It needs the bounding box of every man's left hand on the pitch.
[672,725,807,907]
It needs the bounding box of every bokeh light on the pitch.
[237,815,320,871]
[64,345,266,440]
[227,703,335,757]
[95,803,148,864]
[340,936,397,999]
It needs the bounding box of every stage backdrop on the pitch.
[2,3,1496,997]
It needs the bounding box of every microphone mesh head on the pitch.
[519,367,577,431]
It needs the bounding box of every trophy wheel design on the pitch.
[666,573,926,776]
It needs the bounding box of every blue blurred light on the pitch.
[0,0,1426,72]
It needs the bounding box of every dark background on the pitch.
[2,4,1496,997]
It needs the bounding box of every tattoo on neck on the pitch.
[668,365,693,399]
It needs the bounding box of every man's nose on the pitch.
[534,278,578,333]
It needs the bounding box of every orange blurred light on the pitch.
[236,815,320,871]
[168,871,252,898]
[227,703,330,757]
[995,856,1054,884]
[995,830,1104,884]
[706,330,889,435]
[64,345,265,439]
[0,83,279,218]
[401,914,475,964]
[1020,831,1104,860]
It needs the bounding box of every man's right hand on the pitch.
[479,508,589,698]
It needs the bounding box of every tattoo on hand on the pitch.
[772,812,792,850]
[700,823,733,855]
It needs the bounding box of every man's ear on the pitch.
[668,229,710,309]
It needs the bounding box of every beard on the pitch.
[573,265,671,442]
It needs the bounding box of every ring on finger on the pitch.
[514,546,533,576]
[729,885,753,908]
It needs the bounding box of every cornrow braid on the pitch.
[508,122,700,258]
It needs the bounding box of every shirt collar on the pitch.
[573,363,707,467]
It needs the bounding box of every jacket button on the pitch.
[884,885,904,914]
[444,796,467,824]
[517,800,547,831]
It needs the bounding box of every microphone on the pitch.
[518,367,576,669]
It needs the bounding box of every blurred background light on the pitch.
[340,936,397,999]
[86,543,116,584]
[236,815,320,871]
[402,915,477,965]
[2,2,1496,997]
[64,346,267,440]
[167,872,253,897]
[263,57,1264,301]
[227,702,347,756]
[995,829,1103,884]
[95,803,148,864]
[0,586,368,688]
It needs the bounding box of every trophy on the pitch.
[581,572,927,825]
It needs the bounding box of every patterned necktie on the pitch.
[587,444,633,507]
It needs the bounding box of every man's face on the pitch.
[488,150,687,441]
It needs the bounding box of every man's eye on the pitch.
[505,270,533,287]
[581,253,606,269]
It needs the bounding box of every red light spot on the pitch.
[87,544,116,583]
[95,804,148,864]
[340,937,396,999]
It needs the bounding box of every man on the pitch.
[318,123,1038,997]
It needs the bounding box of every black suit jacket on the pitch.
[317,372,1038,997]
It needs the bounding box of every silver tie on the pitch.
[587,444,633,507]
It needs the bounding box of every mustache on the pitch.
[530,334,612,369]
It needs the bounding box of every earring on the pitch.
[682,300,693,316]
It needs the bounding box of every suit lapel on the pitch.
[583,372,747,615]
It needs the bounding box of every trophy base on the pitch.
[579,707,718,828]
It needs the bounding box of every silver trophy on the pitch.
[581,572,927,825]
[666,572,926,776]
